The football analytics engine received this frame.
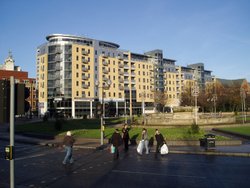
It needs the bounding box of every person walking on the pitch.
[155,129,165,154]
[122,124,130,152]
[110,129,122,160]
[62,131,75,165]
[141,128,149,154]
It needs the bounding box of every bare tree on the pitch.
[154,91,167,112]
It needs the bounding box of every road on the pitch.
[1,140,250,188]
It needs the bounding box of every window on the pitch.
[95,50,97,55]
[76,91,79,96]
[76,81,79,86]
[76,64,79,69]
[76,73,79,77]
[76,47,79,52]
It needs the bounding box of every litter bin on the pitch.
[204,134,215,150]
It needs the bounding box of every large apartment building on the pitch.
[37,34,213,118]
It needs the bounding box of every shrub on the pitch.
[188,123,200,134]
[54,119,62,131]
[43,115,48,122]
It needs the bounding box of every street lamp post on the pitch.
[192,82,199,125]
[240,88,246,124]
[95,80,112,145]
[141,91,146,125]
[124,98,127,124]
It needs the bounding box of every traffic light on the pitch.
[0,80,10,123]
[104,103,110,117]
[97,103,103,115]
[15,83,25,115]
[5,146,14,160]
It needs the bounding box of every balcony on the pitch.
[82,50,89,56]
[119,70,124,75]
[103,76,108,81]
[82,84,89,89]
[102,54,108,58]
[55,48,62,54]
[82,75,88,80]
[118,63,124,68]
[119,78,124,83]
[131,72,136,77]
[131,79,136,84]
[119,85,124,90]
[124,65,129,69]
[82,67,88,72]
[124,79,129,84]
[117,56,123,60]
[55,57,62,62]
[131,65,136,70]
[103,61,108,66]
[82,58,88,64]
[124,72,129,76]
[103,68,109,74]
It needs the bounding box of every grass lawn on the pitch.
[16,118,227,140]
[236,115,250,122]
[219,126,250,136]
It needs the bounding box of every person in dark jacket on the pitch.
[122,124,130,151]
[111,129,122,160]
[62,131,75,164]
[155,129,165,154]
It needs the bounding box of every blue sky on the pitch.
[0,0,250,80]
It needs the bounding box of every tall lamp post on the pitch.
[240,88,246,124]
[95,80,112,145]
[124,98,127,124]
[141,91,146,125]
[192,82,199,125]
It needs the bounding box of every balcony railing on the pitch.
[82,59,88,64]
[103,68,109,74]
[82,75,88,80]
[82,50,89,56]
[103,61,108,66]
[118,63,124,68]
[82,67,88,72]
[82,84,89,89]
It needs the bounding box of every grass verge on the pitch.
[16,119,228,140]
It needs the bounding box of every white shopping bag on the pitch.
[160,144,169,155]
[110,144,115,154]
[137,140,144,154]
